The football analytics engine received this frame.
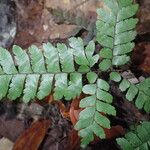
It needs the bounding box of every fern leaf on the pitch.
[86,72,98,84]
[0,47,18,74]
[113,43,135,56]
[99,59,112,71]
[57,43,75,72]
[96,0,138,70]
[99,48,113,59]
[116,121,150,150]
[0,75,12,99]
[13,45,32,73]
[23,75,40,103]
[75,78,116,147]
[54,73,68,100]
[118,0,132,8]
[37,74,53,100]
[0,38,98,102]
[110,72,150,113]
[43,43,61,73]
[7,75,26,100]
[28,45,46,73]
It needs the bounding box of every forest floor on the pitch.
[0,0,150,150]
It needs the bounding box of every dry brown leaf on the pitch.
[69,94,85,125]
[52,101,70,118]
[67,129,80,150]
[12,119,51,150]
[104,125,125,139]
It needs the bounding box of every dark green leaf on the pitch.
[99,59,112,71]
[110,72,121,82]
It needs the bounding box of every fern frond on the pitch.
[75,78,116,147]
[0,38,99,102]
[116,121,150,150]
[110,72,150,113]
[96,0,138,71]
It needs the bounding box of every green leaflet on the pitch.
[116,18,138,34]
[54,73,68,100]
[99,48,113,59]
[86,72,98,84]
[112,55,130,66]
[78,65,90,72]
[97,34,113,49]
[7,75,26,100]
[91,122,105,139]
[110,72,122,82]
[13,45,32,73]
[126,84,138,101]
[114,31,137,45]
[117,4,139,22]
[82,84,97,95]
[0,47,18,74]
[43,42,61,73]
[119,79,130,91]
[23,74,40,103]
[94,112,110,129]
[99,59,112,71]
[96,21,114,37]
[79,129,94,148]
[75,78,116,147]
[80,96,96,108]
[113,43,135,56]
[97,9,116,26]
[96,101,116,116]
[118,0,132,8]
[110,73,150,113]
[96,0,138,70]
[96,89,113,103]
[97,79,110,91]
[37,74,54,100]
[116,121,150,150]
[0,75,12,99]
[57,43,75,72]
[28,45,46,73]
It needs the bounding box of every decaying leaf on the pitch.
[69,94,84,125]
[67,129,80,150]
[132,43,150,73]
[13,119,51,150]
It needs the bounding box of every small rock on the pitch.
[0,138,14,150]
[121,71,139,84]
